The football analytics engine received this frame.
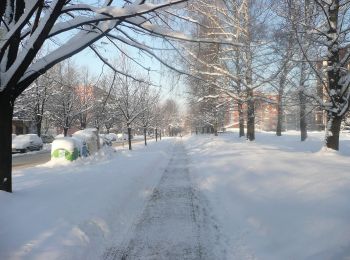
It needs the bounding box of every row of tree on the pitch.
[1,0,349,194]
[0,0,194,192]
[14,58,181,150]
[184,0,350,150]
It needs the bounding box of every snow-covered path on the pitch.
[2,132,349,259]
[104,141,223,260]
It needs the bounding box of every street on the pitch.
[12,139,151,170]
[12,151,51,170]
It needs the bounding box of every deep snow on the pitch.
[185,131,350,259]
[1,131,350,259]
[1,139,173,260]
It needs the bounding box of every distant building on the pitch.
[12,117,35,135]
[224,92,324,132]
[224,93,278,131]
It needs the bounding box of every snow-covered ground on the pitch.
[185,130,350,259]
[1,131,350,260]
[1,139,173,260]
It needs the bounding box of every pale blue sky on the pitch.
[73,41,187,107]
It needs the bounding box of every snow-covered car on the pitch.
[99,134,113,146]
[106,133,117,142]
[117,134,134,140]
[12,134,43,153]
[117,133,128,140]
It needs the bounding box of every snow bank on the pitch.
[73,128,99,155]
[185,131,350,259]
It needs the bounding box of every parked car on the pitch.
[117,133,133,140]
[117,133,128,140]
[99,134,113,147]
[106,133,117,142]
[12,134,43,153]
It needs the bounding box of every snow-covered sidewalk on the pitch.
[0,139,174,260]
[103,141,223,259]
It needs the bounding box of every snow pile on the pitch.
[52,137,79,151]
[184,131,350,259]
[72,128,99,154]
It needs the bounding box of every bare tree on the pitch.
[0,0,214,192]
[291,0,350,150]
[48,60,81,136]
[14,72,54,137]
[138,84,160,146]
[162,99,180,136]
[76,67,96,130]
[114,59,148,150]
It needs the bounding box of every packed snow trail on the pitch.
[103,140,224,260]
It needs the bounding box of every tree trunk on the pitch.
[324,2,342,150]
[238,101,245,137]
[276,64,288,136]
[159,130,162,140]
[144,127,147,146]
[326,114,342,150]
[96,126,100,150]
[63,127,68,137]
[127,126,132,150]
[246,89,255,141]
[276,90,283,136]
[155,128,158,142]
[0,92,14,193]
[80,121,86,130]
[36,119,42,137]
[299,60,308,141]
[214,120,218,136]
[299,90,307,141]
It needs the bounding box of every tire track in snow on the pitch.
[103,140,225,260]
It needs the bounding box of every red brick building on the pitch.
[224,93,278,131]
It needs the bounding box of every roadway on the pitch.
[12,139,148,170]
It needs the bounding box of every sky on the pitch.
[73,39,188,108]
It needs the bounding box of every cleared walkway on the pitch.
[104,141,223,260]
